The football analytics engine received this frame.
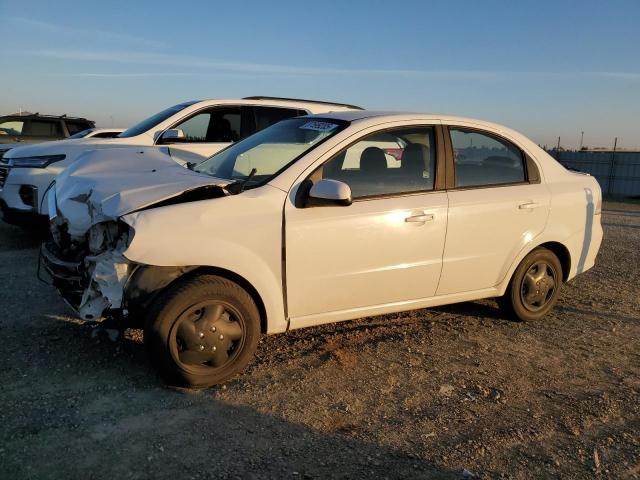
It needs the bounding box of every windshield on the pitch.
[118,101,198,138]
[194,118,345,185]
[68,128,94,139]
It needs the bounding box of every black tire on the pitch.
[498,247,563,322]
[144,274,260,388]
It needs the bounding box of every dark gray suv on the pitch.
[0,113,95,146]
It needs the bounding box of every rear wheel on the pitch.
[498,247,562,322]
[144,275,260,388]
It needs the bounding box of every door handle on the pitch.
[405,213,434,223]
[518,201,539,210]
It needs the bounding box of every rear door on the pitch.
[437,126,550,295]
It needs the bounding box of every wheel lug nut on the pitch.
[212,346,217,352]
[199,332,205,339]
[219,334,224,340]
[210,326,216,332]
[198,345,205,351]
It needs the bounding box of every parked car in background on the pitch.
[42,110,603,388]
[0,113,94,146]
[0,97,362,227]
[68,128,124,139]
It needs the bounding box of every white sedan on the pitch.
[42,110,603,388]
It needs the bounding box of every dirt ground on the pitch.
[1,201,639,479]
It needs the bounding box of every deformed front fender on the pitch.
[123,264,198,325]
[120,185,288,334]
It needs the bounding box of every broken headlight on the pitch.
[87,221,133,255]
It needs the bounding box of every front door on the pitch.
[285,125,448,322]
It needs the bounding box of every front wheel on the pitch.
[144,275,261,388]
[498,247,563,322]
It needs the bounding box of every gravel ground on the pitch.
[1,201,639,479]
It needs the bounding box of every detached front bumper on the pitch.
[39,241,133,321]
[39,242,85,311]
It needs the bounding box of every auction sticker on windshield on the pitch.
[299,121,339,132]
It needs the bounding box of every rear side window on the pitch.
[66,122,90,135]
[253,107,305,132]
[450,128,525,187]
[0,120,25,137]
[27,120,62,137]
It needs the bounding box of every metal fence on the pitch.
[550,150,640,197]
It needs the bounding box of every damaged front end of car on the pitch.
[40,206,135,321]
[38,147,233,323]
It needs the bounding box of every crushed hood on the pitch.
[53,146,230,236]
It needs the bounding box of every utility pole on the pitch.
[557,136,561,150]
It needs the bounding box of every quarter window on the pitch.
[0,120,25,137]
[450,128,525,187]
[319,127,436,198]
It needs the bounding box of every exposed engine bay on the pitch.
[43,218,133,321]
[39,147,230,322]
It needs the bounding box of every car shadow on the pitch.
[557,305,640,324]
[4,315,459,480]
[428,300,508,322]
[0,222,45,251]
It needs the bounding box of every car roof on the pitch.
[185,98,362,113]
[304,110,515,131]
[0,113,93,122]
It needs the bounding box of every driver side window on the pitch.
[174,108,241,143]
[318,126,436,198]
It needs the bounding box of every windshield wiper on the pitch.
[226,168,257,195]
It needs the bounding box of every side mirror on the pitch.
[307,179,352,207]
[158,129,186,144]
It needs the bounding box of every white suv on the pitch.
[0,97,361,226]
[42,111,603,388]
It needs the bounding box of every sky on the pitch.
[1,0,639,149]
